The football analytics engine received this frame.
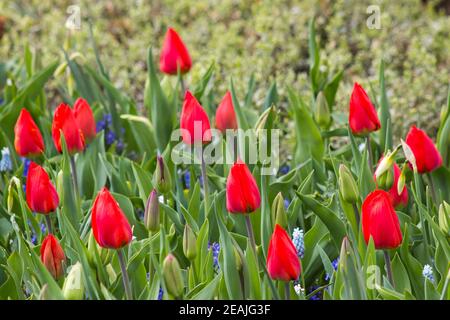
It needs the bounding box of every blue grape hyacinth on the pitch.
[292,228,304,259]
[422,264,435,283]
[0,147,12,172]
[208,242,220,271]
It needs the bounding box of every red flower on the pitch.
[267,224,301,281]
[374,157,408,208]
[362,190,403,250]
[215,91,238,132]
[52,103,85,154]
[91,187,132,249]
[226,160,261,213]
[405,125,442,173]
[349,82,381,135]
[41,234,65,279]
[159,27,192,75]
[14,109,45,157]
[26,162,59,214]
[73,98,96,143]
[180,91,211,145]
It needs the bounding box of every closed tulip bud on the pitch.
[272,192,288,228]
[14,109,45,157]
[397,164,407,195]
[215,91,237,132]
[376,166,394,191]
[26,162,59,214]
[153,155,172,195]
[314,91,331,128]
[163,253,184,298]
[373,159,409,209]
[91,187,132,249]
[267,224,301,281]
[180,91,211,145]
[73,98,96,143]
[226,160,261,213]
[338,164,359,204]
[349,82,381,136]
[63,262,84,300]
[39,284,50,300]
[56,169,64,197]
[159,28,192,75]
[234,245,243,272]
[52,103,85,154]
[41,234,65,279]
[438,202,450,235]
[338,236,351,270]
[144,189,160,232]
[183,224,197,260]
[362,190,403,250]
[405,125,442,174]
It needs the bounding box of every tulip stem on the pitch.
[200,148,210,216]
[117,249,132,300]
[426,173,438,204]
[244,215,256,253]
[284,282,290,300]
[351,203,360,230]
[180,77,186,95]
[366,135,373,172]
[44,214,53,234]
[383,250,395,288]
[69,156,79,197]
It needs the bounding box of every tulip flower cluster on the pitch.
[0,22,448,303]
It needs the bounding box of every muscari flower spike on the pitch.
[0,147,12,172]
[292,227,305,259]
[422,264,435,283]
[325,258,339,281]
[208,242,220,271]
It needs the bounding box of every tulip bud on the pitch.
[405,126,442,174]
[41,234,65,279]
[56,169,64,197]
[314,91,331,128]
[397,163,407,195]
[338,236,351,270]
[234,245,243,272]
[376,166,394,191]
[144,189,160,232]
[338,164,359,204]
[163,253,184,298]
[271,192,288,228]
[438,202,450,235]
[374,146,400,180]
[183,224,197,260]
[153,155,172,195]
[39,284,50,300]
[63,262,84,300]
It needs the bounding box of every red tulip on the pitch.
[226,160,261,213]
[267,224,301,281]
[374,157,408,208]
[349,82,381,135]
[180,91,211,145]
[215,91,238,132]
[52,103,85,154]
[91,187,132,249]
[41,234,65,279]
[26,162,59,214]
[14,109,45,157]
[73,98,96,143]
[405,125,442,173]
[362,190,403,250]
[159,27,192,75]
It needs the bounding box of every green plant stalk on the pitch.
[366,135,373,172]
[69,156,79,198]
[440,268,450,300]
[383,250,395,288]
[200,148,210,217]
[244,215,256,253]
[148,230,153,285]
[284,282,290,300]
[117,249,132,300]
[425,173,438,205]
[45,214,53,234]
[413,172,433,263]
[351,203,360,229]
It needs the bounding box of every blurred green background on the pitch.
[1,0,449,139]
